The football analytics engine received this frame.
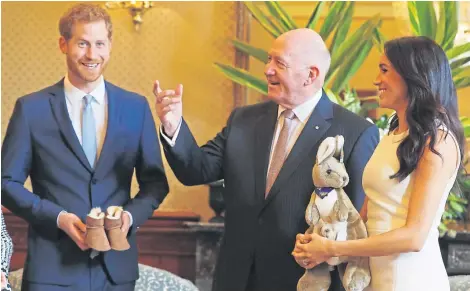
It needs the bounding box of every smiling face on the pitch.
[264,37,313,107]
[263,29,330,108]
[59,20,111,92]
[264,29,331,109]
[374,54,408,111]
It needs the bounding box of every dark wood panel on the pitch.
[2,207,200,282]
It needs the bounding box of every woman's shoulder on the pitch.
[420,125,460,170]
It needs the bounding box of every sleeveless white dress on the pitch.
[363,128,459,291]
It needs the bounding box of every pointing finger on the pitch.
[175,84,183,98]
[154,80,162,95]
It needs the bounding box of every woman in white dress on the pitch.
[292,36,466,291]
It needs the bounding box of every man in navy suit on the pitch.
[1,3,168,290]
[154,29,379,291]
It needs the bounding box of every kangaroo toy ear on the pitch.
[317,137,336,164]
[335,135,345,163]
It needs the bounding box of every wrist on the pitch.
[57,210,68,229]
[162,122,177,138]
[326,239,337,257]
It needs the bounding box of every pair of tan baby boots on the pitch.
[85,206,130,251]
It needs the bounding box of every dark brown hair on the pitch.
[385,36,465,181]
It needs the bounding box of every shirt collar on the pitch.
[64,74,106,105]
[277,89,323,123]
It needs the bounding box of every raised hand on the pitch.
[153,80,183,137]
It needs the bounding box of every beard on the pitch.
[67,57,107,84]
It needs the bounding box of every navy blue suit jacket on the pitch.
[1,79,169,285]
[162,92,379,291]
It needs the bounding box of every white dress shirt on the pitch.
[57,74,133,227]
[160,119,182,147]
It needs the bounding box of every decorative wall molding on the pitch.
[233,2,251,108]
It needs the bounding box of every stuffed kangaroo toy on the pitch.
[297,135,371,291]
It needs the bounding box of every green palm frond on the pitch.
[415,1,437,39]
[372,27,387,53]
[329,2,354,54]
[447,43,470,61]
[264,1,297,32]
[435,1,458,51]
[214,63,267,95]
[329,40,374,93]
[244,2,283,38]
[408,2,420,35]
[231,39,268,64]
[306,2,326,30]
[326,14,382,90]
[318,1,348,40]
[408,2,470,91]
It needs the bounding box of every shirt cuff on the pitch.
[57,210,68,227]
[160,118,182,147]
[124,211,133,226]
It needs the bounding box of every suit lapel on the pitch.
[263,93,334,207]
[49,79,93,173]
[93,81,121,179]
[254,102,279,202]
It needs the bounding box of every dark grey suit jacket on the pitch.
[162,92,379,291]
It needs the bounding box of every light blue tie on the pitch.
[83,95,99,258]
[82,95,97,168]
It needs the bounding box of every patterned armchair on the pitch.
[8,266,469,291]
[135,264,198,291]
[8,264,199,291]
[449,275,470,291]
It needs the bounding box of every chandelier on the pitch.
[105,1,154,31]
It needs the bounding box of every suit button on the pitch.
[91,178,97,184]
[258,218,264,225]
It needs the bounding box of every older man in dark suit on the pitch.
[154,28,379,291]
